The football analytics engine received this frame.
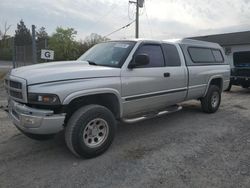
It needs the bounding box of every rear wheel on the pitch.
[201,85,221,113]
[65,105,116,158]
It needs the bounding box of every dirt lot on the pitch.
[0,73,250,188]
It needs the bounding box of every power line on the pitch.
[88,3,118,32]
[104,20,135,38]
[144,1,153,38]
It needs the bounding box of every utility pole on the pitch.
[129,0,144,38]
[31,25,37,64]
[135,0,139,38]
[12,37,16,68]
[44,38,48,62]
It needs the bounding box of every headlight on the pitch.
[28,93,61,105]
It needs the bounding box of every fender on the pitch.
[203,75,223,97]
[63,88,123,118]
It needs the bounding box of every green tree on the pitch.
[48,27,79,60]
[36,26,48,42]
[14,19,32,46]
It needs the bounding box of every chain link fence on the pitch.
[14,45,33,67]
[0,25,49,68]
[14,39,47,67]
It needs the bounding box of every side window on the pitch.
[212,49,224,62]
[136,44,165,67]
[188,47,215,63]
[162,44,181,66]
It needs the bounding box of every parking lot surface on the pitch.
[0,77,250,187]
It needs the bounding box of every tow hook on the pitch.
[0,105,8,113]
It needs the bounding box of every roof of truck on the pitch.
[113,38,222,49]
[169,38,222,48]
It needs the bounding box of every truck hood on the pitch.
[10,61,121,85]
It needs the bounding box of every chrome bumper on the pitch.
[8,100,65,134]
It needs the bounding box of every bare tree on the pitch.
[0,21,11,40]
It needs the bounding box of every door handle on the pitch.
[164,72,170,77]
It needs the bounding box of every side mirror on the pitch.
[128,54,149,69]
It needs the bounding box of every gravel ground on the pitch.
[0,77,250,188]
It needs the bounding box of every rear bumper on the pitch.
[8,100,65,134]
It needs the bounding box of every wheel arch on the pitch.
[63,89,122,123]
[203,76,223,97]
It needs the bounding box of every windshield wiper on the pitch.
[86,60,98,66]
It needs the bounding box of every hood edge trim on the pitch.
[27,76,118,86]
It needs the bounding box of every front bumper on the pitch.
[231,76,250,85]
[8,100,65,134]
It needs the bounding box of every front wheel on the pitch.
[65,105,116,158]
[201,85,221,113]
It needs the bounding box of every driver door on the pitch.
[121,42,187,117]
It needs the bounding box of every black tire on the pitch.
[65,105,116,158]
[224,82,232,91]
[201,85,221,113]
[23,132,55,141]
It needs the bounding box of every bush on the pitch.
[0,48,12,61]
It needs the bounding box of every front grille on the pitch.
[233,69,250,77]
[9,80,22,89]
[4,78,24,101]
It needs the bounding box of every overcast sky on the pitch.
[1,0,250,40]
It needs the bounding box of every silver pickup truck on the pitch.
[5,39,230,158]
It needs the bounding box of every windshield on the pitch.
[233,51,250,67]
[78,41,136,68]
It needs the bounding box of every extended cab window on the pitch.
[162,44,181,66]
[212,49,224,62]
[188,47,224,64]
[135,44,165,67]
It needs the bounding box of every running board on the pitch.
[122,105,182,124]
